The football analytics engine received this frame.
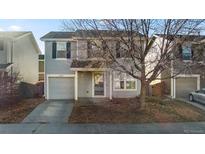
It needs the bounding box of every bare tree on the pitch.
[62,19,205,110]
[0,71,21,103]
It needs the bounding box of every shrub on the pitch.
[0,73,21,104]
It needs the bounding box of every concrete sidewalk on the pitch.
[1,122,205,134]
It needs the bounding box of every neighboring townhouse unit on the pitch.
[41,30,141,100]
[0,32,41,84]
[38,54,45,82]
[155,34,205,99]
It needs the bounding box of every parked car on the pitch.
[189,89,205,104]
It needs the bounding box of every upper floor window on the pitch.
[113,71,136,91]
[52,42,71,59]
[182,44,192,61]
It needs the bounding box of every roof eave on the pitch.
[70,68,107,71]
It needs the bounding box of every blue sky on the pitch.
[0,19,67,54]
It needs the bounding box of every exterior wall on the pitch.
[161,68,171,95]
[77,40,87,59]
[77,71,111,98]
[0,38,11,64]
[39,59,44,81]
[12,35,39,84]
[44,38,141,99]
[152,37,205,97]
[44,41,77,98]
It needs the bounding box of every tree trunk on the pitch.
[139,79,146,110]
[139,63,146,110]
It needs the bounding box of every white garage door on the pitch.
[48,77,74,100]
[176,77,197,99]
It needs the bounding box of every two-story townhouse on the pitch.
[156,34,205,99]
[0,32,41,84]
[41,30,141,100]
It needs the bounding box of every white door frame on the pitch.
[92,72,106,97]
[47,74,75,100]
[171,74,200,99]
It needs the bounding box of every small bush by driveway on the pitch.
[0,98,44,123]
[69,97,205,123]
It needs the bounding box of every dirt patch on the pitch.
[0,98,45,123]
[69,97,205,123]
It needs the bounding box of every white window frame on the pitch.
[92,72,106,97]
[182,44,192,62]
[113,71,137,91]
[56,42,68,60]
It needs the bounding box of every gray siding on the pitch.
[44,41,76,74]
[44,41,77,98]
[44,39,141,99]
[77,40,87,59]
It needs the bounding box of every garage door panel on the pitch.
[48,77,74,100]
[176,77,197,99]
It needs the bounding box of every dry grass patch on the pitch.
[0,98,45,123]
[69,97,205,123]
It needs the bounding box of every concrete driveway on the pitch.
[22,100,74,123]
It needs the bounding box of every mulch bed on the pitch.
[69,97,205,123]
[0,98,45,123]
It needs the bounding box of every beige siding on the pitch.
[12,35,39,84]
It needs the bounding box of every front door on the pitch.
[93,72,105,97]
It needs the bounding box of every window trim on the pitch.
[182,44,192,62]
[55,42,70,60]
[113,71,137,91]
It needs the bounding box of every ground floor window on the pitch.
[113,71,136,90]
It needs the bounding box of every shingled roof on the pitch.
[71,59,107,69]
[41,30,143,40]
[156,34,205,42]
[41,32,75,39]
